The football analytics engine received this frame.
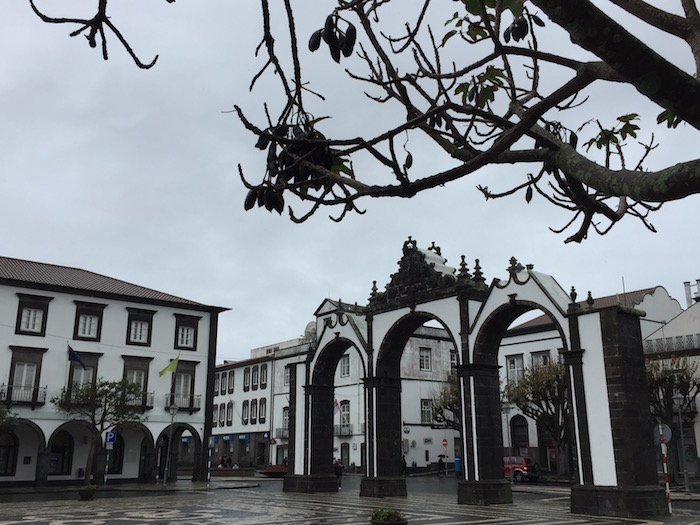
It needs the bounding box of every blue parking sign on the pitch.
[105,431,116,443]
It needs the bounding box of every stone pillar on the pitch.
[457,363,512,505]
[360,376,406,497]
[571,307,666,518]
[283,367,337,493]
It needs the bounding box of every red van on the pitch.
[504,456,540,482]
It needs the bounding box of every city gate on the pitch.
[282,238,665,518]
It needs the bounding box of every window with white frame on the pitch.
[419,347,432,371]
[125,367,146,406]
[244,367,250,391]
[219,402,225,426]
[340,354,350,377]
[173,372,192,407]
[252,365,259,390]
[16,294,52,337]
[259,398,267,424]
[73,366,94,387]
[251,399,258,424]
[214,373,220,394]
[340,401,350,431]
[226,401,233,425]
[532,350,551,368]
[73,301,106,342]
[242,400,249,425]
[284,366,290,386]
[260,364,267,389]
[507,355,524,383]
[212,404,219,426]
[11,362,36,403]
[126,308,155,346]
[174,314,200,351]
[220,372,227,395]
[8,346,45,405]
[282,407,289,430]
[420,398,433,424]
[228,370,234,393]
[450,349,458,375]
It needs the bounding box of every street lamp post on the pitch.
[163,402,179,486]
[672,392,691,494]
[502,405,513,487]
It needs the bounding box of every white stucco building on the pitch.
[0,256,226,486]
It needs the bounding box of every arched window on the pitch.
[0,431,18,475]
[48,429,73,475]
[511,415,529,456]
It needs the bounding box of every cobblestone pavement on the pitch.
[0,477,697,525]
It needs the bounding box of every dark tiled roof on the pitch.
[0,256,216,309]
[512,288,656,331]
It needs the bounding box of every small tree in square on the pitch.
[52,379,146,485]
[503,361,571,477]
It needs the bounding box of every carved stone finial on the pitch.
[369,280,378,300]
[570,286,577,303]
[507,257,525,277]
[586,291,594,308]
[458,255,471,280]
[473,259,485,285]
[429,241,442,256]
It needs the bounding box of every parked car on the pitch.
[504,456,540,482]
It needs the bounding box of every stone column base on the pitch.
[282,474,338,493]
[457,479,513,505]
[571,485,668,519]
[360,476,407,497]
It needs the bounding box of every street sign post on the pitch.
[442,438,448,448]
[104,431,117,488]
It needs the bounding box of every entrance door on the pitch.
[341,443,350,468]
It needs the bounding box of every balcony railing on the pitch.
[334,424,353,436]
[0,385,47,407]
[645,334,700,354]
[275,427,289,439]
[164,393,201,412]
[125,391,155,409]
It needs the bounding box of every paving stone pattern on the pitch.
[0,486,657,525]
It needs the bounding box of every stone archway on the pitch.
[287,239,666,518]
[283,333,366,493]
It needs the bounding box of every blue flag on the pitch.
[68,344,87,370]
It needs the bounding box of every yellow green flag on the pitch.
[159,356,179,377]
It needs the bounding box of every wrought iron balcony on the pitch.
[334,424,353,436]
[164,393,201,413]
[645,334,700,353]
[0,385,47,407]
[125,391,154,410]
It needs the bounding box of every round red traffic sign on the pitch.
[442,438,448,447]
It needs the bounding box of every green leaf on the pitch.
[441,29,457,47]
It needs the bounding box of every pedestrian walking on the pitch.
[438,457,445,478]
[334,458,344,489]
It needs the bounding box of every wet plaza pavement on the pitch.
[0,475,698,525]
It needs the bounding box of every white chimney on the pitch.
[685,281,692,308]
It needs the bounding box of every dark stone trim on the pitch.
[359,476,407,497]
[457,479,512,505]
[570,485,668,518]
[283,474,338,493]
[200,312,219,482]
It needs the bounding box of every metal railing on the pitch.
[0,385,47,405]
[645,334,700,354]
[164,393,201,411]
[334,424,353,436]
[275,428,289,438]
[125,391,155,409]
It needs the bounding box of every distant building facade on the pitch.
[0,256,226,486]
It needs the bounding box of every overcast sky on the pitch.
[2,2,698,363]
